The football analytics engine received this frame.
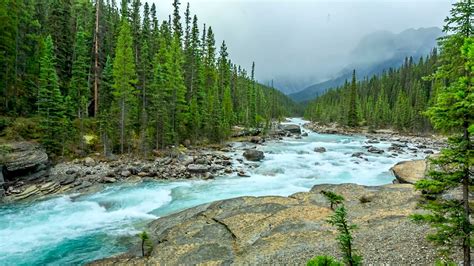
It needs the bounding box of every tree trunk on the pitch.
[93,0,100,116]
[463,123,471,266]
[120,97,125,154]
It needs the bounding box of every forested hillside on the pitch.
[304,50,439,132]
[289,27,442,102]
[0,0,297,156]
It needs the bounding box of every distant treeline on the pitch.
[304,49,439,132]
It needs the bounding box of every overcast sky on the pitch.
[149,0,455,88]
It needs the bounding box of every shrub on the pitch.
[138,231,153,257]
[321,190,345,210]
[307,255,343,266]
[3,117,41,140]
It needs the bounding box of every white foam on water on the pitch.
[0,186,173,256]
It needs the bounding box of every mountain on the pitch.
[289,27,443,102]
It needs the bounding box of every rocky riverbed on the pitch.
[0,142,239,203]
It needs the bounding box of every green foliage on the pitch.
[327,205,362,266]
[347,70,358,127]
[0,0,298,157]
[307,255,343,266]
[3,117,41,141]
[37,35,67,154]
[138,231,153,257]
[321,190,345,210]
[412,2,474,264]
[113,20,138,153]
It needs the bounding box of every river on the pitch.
[0,118,427,265]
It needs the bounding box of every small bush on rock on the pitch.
[307,255,342,266]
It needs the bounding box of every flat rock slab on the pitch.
[391,159,426,184]
[91,183,450,265]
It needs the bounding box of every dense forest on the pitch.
[0,0,297,156]
[304,51,439,132]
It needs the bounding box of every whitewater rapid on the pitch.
[0,118,428,265]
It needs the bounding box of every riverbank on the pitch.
[304,121,446,146]
[90,182,462,265]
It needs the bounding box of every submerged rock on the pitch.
[314,147,326,153]
[367,146,384,154]
[390,159,426,184]
[243,149,265,161]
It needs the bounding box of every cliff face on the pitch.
[91,182,454,265]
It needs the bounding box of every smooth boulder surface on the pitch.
[91,183,445,265]
[1,142,49,182]
[391,159,426,184]
[281,124,301,134]
[243,149,265,161]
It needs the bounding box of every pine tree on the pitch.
[98,55,115,155]
[37,35,67,154]
[412,1,473,264]
[112,20,138,153]
[347,70,358,127]
[69,27,91,150]
[48,0,74,94]
[172,0,182,41]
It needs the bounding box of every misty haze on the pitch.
[0,0,472,265]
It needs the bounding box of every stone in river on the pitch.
[243,149,265,161]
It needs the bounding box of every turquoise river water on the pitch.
[0,118,427,265]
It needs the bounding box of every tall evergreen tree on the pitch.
[412,1,473,264]
[112,20,138,153]
[37,35,66,154]
[347,70,358,127]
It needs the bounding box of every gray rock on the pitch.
[83,157,96,167]
[2,142,49,182]
[59,174,76,185]
[314,147,326,153]
[302,132,309,137]
[250,136,263,144]
[423,150,434,154]
[391,160,427,184]
[194,157,209,165]
[121,170,132,177]
[368,146,384,154]
[281,124,301,134]
[101,177,117,183]
[351,152,365,158]
[243,149,265,161]
[187,164,210,173]
[367,139,380,144]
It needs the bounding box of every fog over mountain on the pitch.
[289,27,443,102]
[150,0,455,95]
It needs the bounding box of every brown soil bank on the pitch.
[90,182,462,265]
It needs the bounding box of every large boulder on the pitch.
[391,159,427,184]
[91,183,445,265]
[243,149,265,161]
[280,124,301,134]
[1,142,49,182]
